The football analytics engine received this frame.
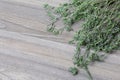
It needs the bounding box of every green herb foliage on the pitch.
[69,67,78,75]
[44,0,120,80]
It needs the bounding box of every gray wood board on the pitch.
[0,0,120,80]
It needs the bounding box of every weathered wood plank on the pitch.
[0,48,87,80]
[0,30,120,80]
[0,0,120,80]
[1,0,69,7]
[0,1,74,43]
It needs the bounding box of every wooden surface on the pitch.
[0,0,120,80]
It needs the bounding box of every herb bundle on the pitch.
[44,0,120,80]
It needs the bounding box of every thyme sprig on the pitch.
[44,0,120,80]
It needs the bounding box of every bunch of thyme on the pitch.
[44,0,120,80]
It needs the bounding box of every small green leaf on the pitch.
[69,67,78,75]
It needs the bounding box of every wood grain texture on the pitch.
[0,0,120,80]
